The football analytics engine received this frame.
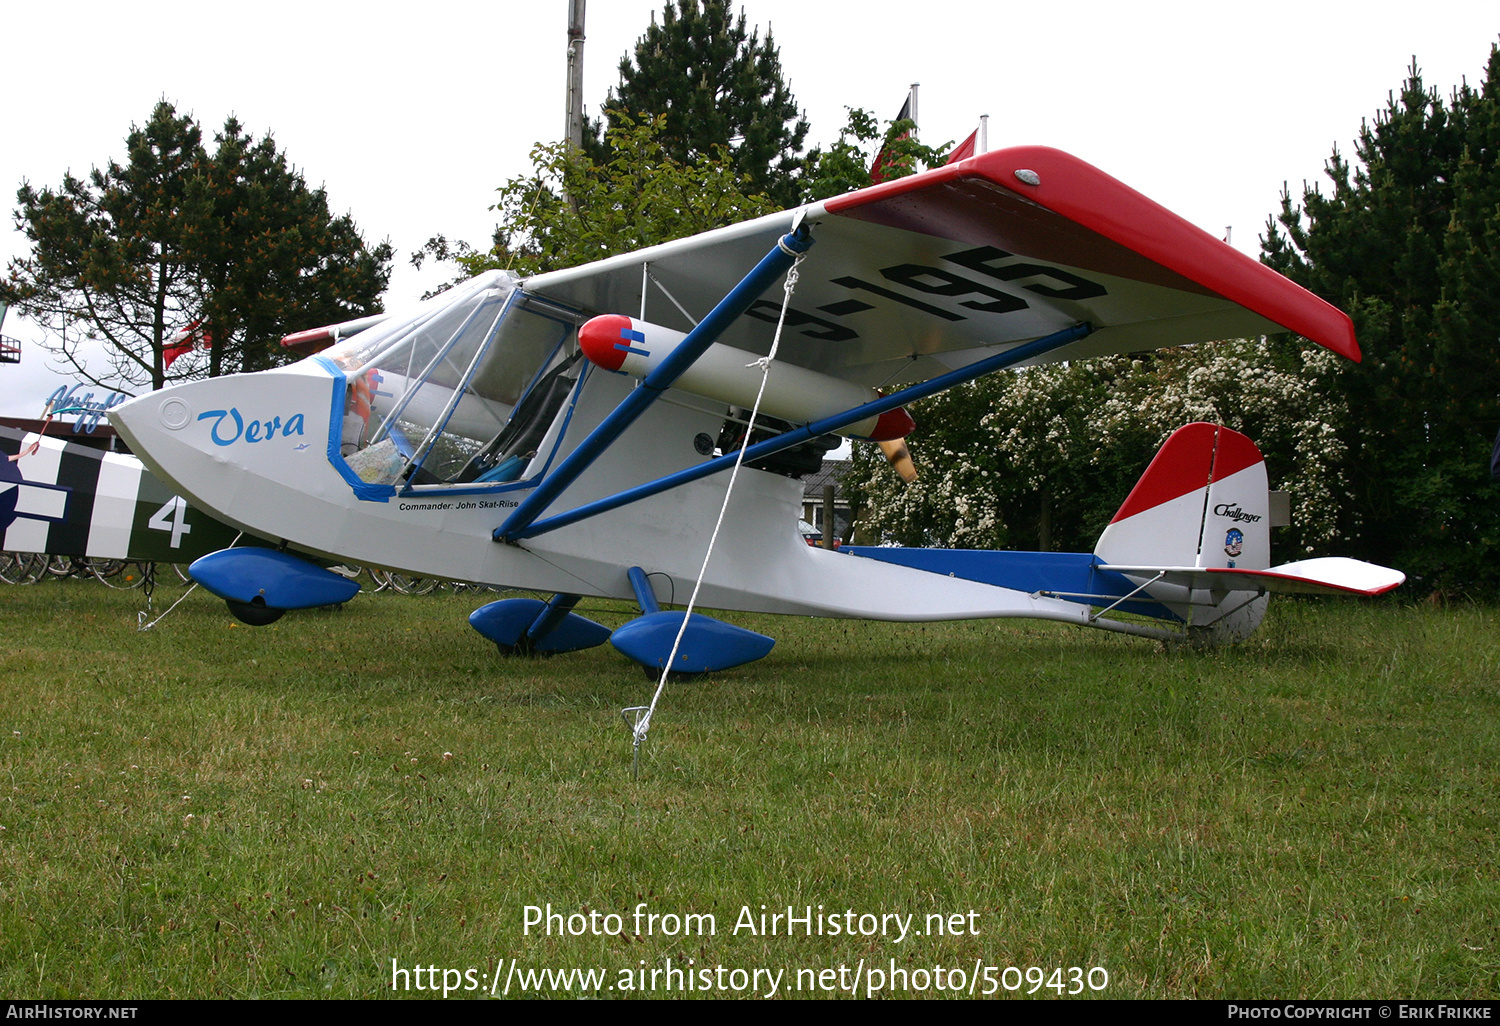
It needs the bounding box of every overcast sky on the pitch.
[2,0,1496,416]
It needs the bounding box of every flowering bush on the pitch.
[843,338,1350,559]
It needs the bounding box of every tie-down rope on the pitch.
[624,252,807,773]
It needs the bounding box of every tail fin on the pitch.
[1094,422,1269,572]
[1092,423,1403,644]
[1092,423,1271,642]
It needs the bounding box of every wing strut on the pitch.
[494,226,815,543]
[509,320,1094,541]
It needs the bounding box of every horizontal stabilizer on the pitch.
[1099,556,1405,598]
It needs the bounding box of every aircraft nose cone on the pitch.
[109,380,211,459]
[109,365,330,512]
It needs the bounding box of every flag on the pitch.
[869,92,914,185]
[944,129,978,165]
[163,319,211,370]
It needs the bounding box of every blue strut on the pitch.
[510,320,1094,541]
[495,225,815,543]
[626,567,662,615]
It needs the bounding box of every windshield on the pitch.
[323,273,584,492]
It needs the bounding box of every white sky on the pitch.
[2,0,1496,416]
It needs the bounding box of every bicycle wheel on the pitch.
[387,574,439,595]
[1,553,40,584]
[90,559,148,589]
[44,556,84,578]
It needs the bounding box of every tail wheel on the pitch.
[1185,594,1270,648]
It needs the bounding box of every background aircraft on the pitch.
[1,425,239,571]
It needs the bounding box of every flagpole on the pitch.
[909,83,919,137]
[979,114,988,154]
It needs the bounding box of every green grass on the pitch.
[1,580,1497,998]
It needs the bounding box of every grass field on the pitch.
[1,578,1497,999]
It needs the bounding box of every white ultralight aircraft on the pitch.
[109,146,1402,671]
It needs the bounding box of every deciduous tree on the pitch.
[800,107,949,202]
[416,114,778,282]
[842,340,1349,558]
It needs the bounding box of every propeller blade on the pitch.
[879,438,918,483]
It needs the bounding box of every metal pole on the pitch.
[565,0,586,152]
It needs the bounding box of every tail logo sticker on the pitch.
[1214,502,1262,523]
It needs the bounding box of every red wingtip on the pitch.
[280,326,337,355]
[826,146,1362,361]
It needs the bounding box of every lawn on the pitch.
[1,579,1495,998]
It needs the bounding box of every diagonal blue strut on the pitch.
[510,320,1093,541]
[495,225,815,543]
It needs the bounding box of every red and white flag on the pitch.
[163,319,212,370]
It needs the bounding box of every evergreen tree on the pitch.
[587,0,809,208]
[1262,45,1500,591]
[193,116,394,379]
[2,101,392,392]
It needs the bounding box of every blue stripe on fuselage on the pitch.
[842,547,1181,622]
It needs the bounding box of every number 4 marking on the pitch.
[148,496,192,549]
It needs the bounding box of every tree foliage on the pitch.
[417,114,779,281]
[586,0,809,208]
[3,101,392,392]
[843,340,1350,558]
[800,107,950,202]
[1262,45,1500,591]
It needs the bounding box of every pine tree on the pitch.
[588,1,809,208]
[2,101,392,392]
[1262,45,1500,591]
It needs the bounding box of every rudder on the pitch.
[1093,423,1271,643]
[1094,422,1269,572]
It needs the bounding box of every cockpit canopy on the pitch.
[321,271,584,492]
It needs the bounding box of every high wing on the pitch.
[522,145,1357,392]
